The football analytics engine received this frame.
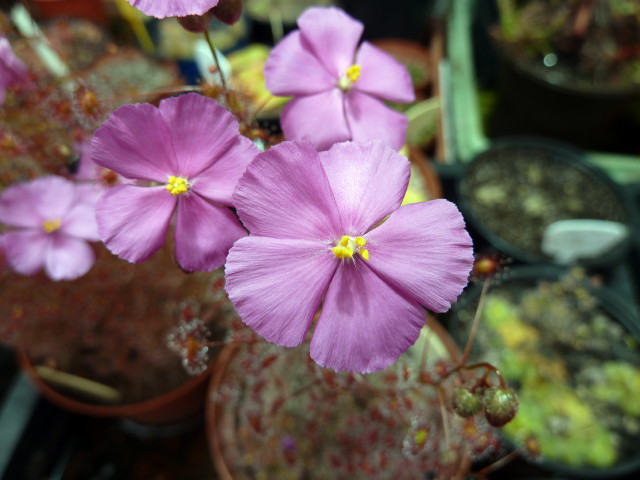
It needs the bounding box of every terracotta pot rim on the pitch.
[17,347,212,419]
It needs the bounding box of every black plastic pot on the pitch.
[448,265,640,479]
[487,49,640,151]
[457,137,634,270]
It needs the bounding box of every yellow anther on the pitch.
[346,64,361,83]
[166,175,190,195]
[42,218,61,233]
[332,245,354,259]
[331,235,369,260]
[414,429,428,447]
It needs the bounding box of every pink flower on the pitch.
[0,176,100,280]
[225,140,474,373]
[90,93,258,272]
[264,7,415,151]
[0,37,32,105]
[125,0,220,18]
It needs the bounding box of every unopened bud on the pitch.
[211,0,243,25]
[452,387,483,417]
[483,387,518,427]
[177,13,213,33]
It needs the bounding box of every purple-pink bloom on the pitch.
[0,37,32,105]
[264,7,415,151]
[225,140,474,373]
[90,93,258,272]
[0,176,100,281]
[125,0,220,18]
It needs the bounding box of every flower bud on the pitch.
[483,387,519,427]
[452,387,483,418]
[177,14,213,33]
[211,0,243,25]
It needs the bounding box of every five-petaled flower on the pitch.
[0,176,100,280]
[265,7,415,151]
[90,93,258,272]
[0,37,32,105]
[225,140,474,373]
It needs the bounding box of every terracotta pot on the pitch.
[409,146,443,200]
[32,0,109,25]
[17,347,212,426]
[206,316,479,480]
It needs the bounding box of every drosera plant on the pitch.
[0,6,522,471]
[208,268,519,480]
[0,5,270,406]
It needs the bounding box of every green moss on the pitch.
[504,382,618,467]
[590,362,640,417]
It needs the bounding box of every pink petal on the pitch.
[320,141,410,234]
[126,0,219,18]
[355,42,416,103]
[310,261,425,373]
[225,236,337,347]
[97,185,175,263]
[90,103,176,182]
[0,176,75,228]
[366,200,474,313]
[63,203,100,241]
[45,235,95,280]
[344,90,409,151]
[265,31,336,96]
[0,230,49,276]
[0,37,31,92]
[280,91,351,151]
[233,140,342,240]
[75,183,104,205]
[173,193,246,271]
[297,7,363,77]
[0,181,45,228]
[158,93,253,179]
[190,133,258,206]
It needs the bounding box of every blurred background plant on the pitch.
[493,0,640,92]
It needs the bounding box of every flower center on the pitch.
[331,235,369,261]
[166,175,190,195]
[337,64,362,91]
[42,218,61,233]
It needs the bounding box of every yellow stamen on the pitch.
[42,218,61,233]
[337,64,362,91]
[166,175,190,195]
[414,428,428,447]
[331,235,369,261]
[346,64,361,83]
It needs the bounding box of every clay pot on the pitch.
[17,347,212,426]
[206,317,478,480]
[32,0,109,25]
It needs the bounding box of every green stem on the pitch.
[460,277,490,364]
[496,0,517,41]
[203,29,228,92]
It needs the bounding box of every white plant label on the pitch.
[542,219,629,264]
